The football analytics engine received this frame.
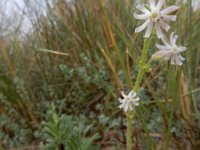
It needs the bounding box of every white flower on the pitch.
[134,0,179,38]
[152,32,187,65]
[119,90,140,112]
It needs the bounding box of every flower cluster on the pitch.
[152,32,187,65]
[134,0,187,66]
[118,90,140,112]
[118,0,187,113]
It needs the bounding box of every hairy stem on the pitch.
[127,114,133,150]
[134,38,150,92]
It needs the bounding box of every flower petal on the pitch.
[161,6,179,15]
[178,46,187,52]
[161,38,171,48]
[125,103,129,112]
[174,54,182,65]
[156,44,169,51]
[134,97,140,102]
[118,98,123,102]
[170,32,178,47]
[178,54,185,61]
[156,0,165,11]
[159,20,170,31]
[135,19,150,32]
[134,13,149,20]
[162,15,176,21]
[175,56,183,65]
[128,90,136,98]
[136,4,150,14]
[155,22,164,39]
[144,22,153,38]
[152,51,163,59]
[121,91,126,98]
[149,0,155,10]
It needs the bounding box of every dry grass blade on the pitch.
[38,48,69,56]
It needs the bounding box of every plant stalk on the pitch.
[134,38,150,92]
[127,114,133,150]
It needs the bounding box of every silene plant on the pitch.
[118,0,187,149]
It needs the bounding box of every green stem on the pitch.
[134,38,150,92]
[126,35,151,150]
[127,114,133,150]
[131,37,152,148]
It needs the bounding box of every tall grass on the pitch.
[0,0,200,149]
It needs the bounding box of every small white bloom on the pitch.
[134,0,179,39]
[152,32,187,65]
[119,90,140,112]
